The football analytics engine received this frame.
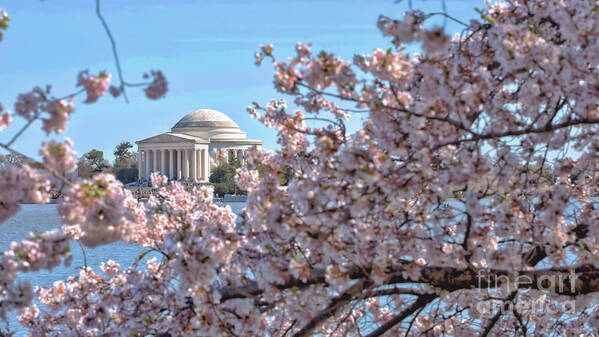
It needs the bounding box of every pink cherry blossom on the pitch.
[254,51,264,66]
[421,26,451,56]
[41,98,73,135]
[0,109,11,132]
[143,70,168,100]
[0,166,51,223]
[377,11,423,46]
[14,87,45,120]
[40,138,77,174]
[108,85,121,97]
[76,70,111,103]
[354,48,413,84]
[58,174,137,247]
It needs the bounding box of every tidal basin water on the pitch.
[1,202,246,333]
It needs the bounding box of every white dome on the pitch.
[172,109,239,130]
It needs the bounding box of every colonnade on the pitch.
[138,147,210,182]
[225,148,246,165]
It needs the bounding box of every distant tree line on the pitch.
[209,157,293,197]
[1,143,295,191]
[76,141,138,184]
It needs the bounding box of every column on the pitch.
[237,149,243,166]
[144,150,150,179]
[186,149,191,180]
[137,151,142,180]
[191,148,197,182]
[200,149,205,181]
[196,149,203,181]
[177,150,182,180]
[172,150,177,179]
[204,148,210,181]
[169,149,174,180]
[183,149,189,179]
[161,149,166,175]
[151,149,158,173]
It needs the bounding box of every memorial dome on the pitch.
[172,109,240,130]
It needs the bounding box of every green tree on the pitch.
[279,165,294,186]
[114,163,137,184]
[113,141,134,162]
[113,155,138,184]
[83,149,109,172]
[78,149,111,178]
[209,158,243,197]
[256,162,294,186]
[113,142,138,184]
[76,159,94,179]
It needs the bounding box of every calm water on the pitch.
[1,202,246,334]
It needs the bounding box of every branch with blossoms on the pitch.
[242,1,599,335]
[0,6,169,333]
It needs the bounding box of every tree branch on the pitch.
[364,294,437,337]
[434,117,599,151]
[217,263,599,305]
[292,281,368,337]
[481,291,518,337]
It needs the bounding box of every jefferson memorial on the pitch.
[136,109,262,182]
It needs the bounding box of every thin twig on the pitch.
[426,12,469,27]
[292,281,368,337]
[58,88,86,101]
[123,81,152,88]
[434,117,599,151]
[441,0,448,27]
[404,304,426,337]
[481,291,518,337]
[6,119,35,147]
[77,240,88,270]
[282,320,297,337]
[365,295,437,337]
[95,0,129,103]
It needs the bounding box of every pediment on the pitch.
[136,133,203,144]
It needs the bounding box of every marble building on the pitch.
[136,109,261,182]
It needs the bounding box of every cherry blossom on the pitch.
[354,48,413,84]
[377,11,423,46]
[108,84,121,98]
[58,174,138,247]
[40,138,77,174]
[0,166,51,223]
[0,105,11,131]
[143,70,168,100]
[421,26,451,56]
[0,230,71,320]
[14,87,45,121]
[12,86,74,134]
[76,70,111,104]
[41,98,73,135]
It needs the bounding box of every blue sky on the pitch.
[0,0,481,162]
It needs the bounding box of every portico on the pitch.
[136,109,261,182]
